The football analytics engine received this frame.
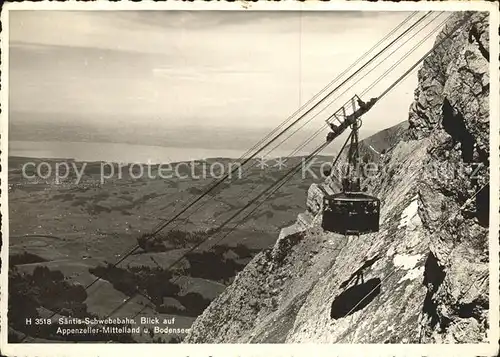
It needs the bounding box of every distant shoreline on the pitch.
[8,154,335,165]
[8,140,337,165]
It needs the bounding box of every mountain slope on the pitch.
[184,12,491,344]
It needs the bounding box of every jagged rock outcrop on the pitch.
[411,11,490,343]
[184,12,491,344]
[408,12,489,144]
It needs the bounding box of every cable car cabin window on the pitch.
[322,193,380,235]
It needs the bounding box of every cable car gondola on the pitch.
[322,189,380,235]
[321,96,381,236]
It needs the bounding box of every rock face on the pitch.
[184,12,491,344]
[409,11,490,344]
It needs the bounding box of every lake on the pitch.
[9,141,322,164]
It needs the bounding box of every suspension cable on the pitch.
[282,11,448,166]
[236,11,419,160]
[266,12,442,158]
[291,12,454,181]
[361,14,452,97]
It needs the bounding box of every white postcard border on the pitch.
[0,1,498,356]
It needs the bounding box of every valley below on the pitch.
[7,153,336,342]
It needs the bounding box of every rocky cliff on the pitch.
[184,12,491,344]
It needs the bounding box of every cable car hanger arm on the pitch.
[326,96,378,143]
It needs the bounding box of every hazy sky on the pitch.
[9,10,443,136]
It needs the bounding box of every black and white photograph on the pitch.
[0,1,498,356]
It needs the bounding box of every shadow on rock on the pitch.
[330,277,381,319]
[339,255,381,289]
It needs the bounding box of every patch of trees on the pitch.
[89,264,180,306]
[90,264,213,318]
[8,266,134,342]
[9,252,47,267]
[137,228,219,252]
[184,247,246,284]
